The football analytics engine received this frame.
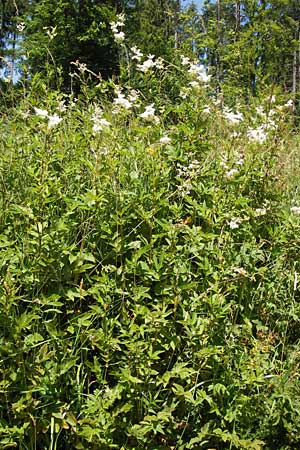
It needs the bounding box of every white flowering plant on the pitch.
[1,15,300,450]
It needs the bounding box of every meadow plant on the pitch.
[0,27,300,450]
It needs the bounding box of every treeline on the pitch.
[1,0,300,101]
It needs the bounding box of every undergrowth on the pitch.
[1,39,300,450]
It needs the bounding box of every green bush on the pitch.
[0,46,300,450]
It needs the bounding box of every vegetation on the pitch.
[1,1,300,450]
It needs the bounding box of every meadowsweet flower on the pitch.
[235,156,244,165]
[114,31,125,43]
[202,106,211,114]
[44,26,57,40]
[159,136,171,144]
[113,92,132,110]
[155,57,164,69]
[57,100,67,113]
[223,108,243,124]
[188,63,202,76]
[228,217,242,229]
[110,13,125,43]
[34,107,48,118]
[291,206,300,215]
[48,113,62,128]
[131,46,143,62]
[189,81,200,89]
[128,90,139,104]
[285,99,294,111]
[91,105,111,133]
[247,126,267,143]
[20,110,30,119]
[92,118,111,134]
[256,106,264,116]
[179,89,189,99]
[181,55,191,66]
[188,63,211,83]
[16,22,25,32]
[140,104,159,123]
[199,72,211,83]
[255,208,267,216]
[137,55,157,73]
[226,168,238,178]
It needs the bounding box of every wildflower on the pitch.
[128,90,139,104]
[189,81,200,89]
[179,89,189,99]
[110,13,125,43]
[155,57,164,69]
[16,22,25,32]
[181,55,191,66]
[235,155,244,165]
[57,100,67,113]
[255,208,267,216]
[188,63,211,83]
[247,126,267,143]
[92,118,111,134]
[202,106,211,114]
[137,55,157,73]
[225,168,238,178]
[48,113,62,128]
[20,110,30,119]
[223,108,243,124]
[114,31,125,43]
[199,72,211,83]
[291,206,300,215]
[44,26,57,40]
[140,104,159,123]
[285,99,294,111]
[113,92,132,110]
[256,106,264,116]
[159,136,171,144]
[131,46,143,62]
[228,217,242,229]
[34,107,48,118]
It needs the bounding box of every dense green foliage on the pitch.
[201,0,300,100]
[1,45,300,449]
[1,1,300,449]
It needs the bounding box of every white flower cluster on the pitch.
[159,136,171,145]
[176,160,201,197]
[228,217,243,229]
[220,151,244,177]
[110,13,125,43]
[254,207,267,216]
[91,105,111,134]
[136,54,164,73]
[113,92,132,110]
[130,46,143,62]
[34,107,62,129]
[180,56,211,85]
[248,98,291,143]
[112,88,140,114]
[16,21,25,32]
[291,206,300,215]
[140,104,159,123]
[247,126,267,144]
[223,107,243,124]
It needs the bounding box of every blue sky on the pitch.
[183,0,204,11]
